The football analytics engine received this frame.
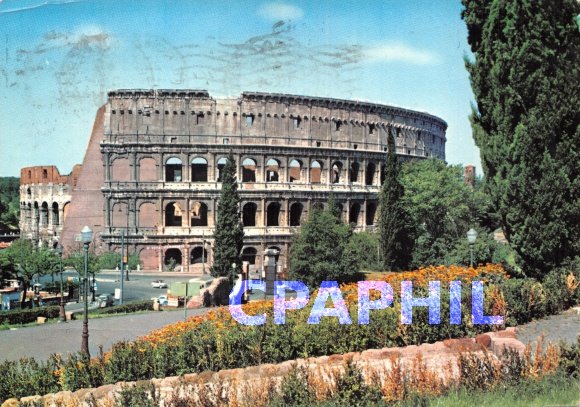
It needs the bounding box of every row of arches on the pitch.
[110,155,382,186]
[21,201,69,228]
[160,246,279,268]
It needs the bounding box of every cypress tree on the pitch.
[211,154,244,282]
[378,132,409,271]
[462,0,579,277]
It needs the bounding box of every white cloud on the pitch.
[363,43,440,65]
[258,2,303,21]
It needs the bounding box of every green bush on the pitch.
[500,278,547,326]
[0,306,60,325]
[91,300,153,315]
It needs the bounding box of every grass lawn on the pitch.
[422,373,579,407]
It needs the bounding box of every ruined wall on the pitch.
[100,90,447,272]
[19,165,81,248]
[59,106,106,254]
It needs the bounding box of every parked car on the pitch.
[97,293,114,308]
[156,295,168,306]
[151,280,168,288]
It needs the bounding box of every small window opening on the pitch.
[245,114,254,127]
[293,116,301,129]
[335,121,342,131]
[223,138,229,145]
[316,141,321,147]
[42,169,48,179]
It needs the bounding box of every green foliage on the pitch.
[96,251,141,271]
[330,360,383,406]
[378,133,412,271]
[0,306,60,325]
[0,177,20,232]
[90,300,153,316]
[445,228,508,267]
[288,199,360,287]
[0,357,60,401]
[64,249,100,275]
[462,0,580,277]
[115,382,158,407]
[0,239,59,306]
[400,159,497,268]
[270,365,314,406]
[211,154,244,282]
[346,231,381,271]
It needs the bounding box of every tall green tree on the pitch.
[462,0,580,277]
[0,239,58,307]
[288,200,359,287]
[0,177,20,232]
[378,133,411,271]
[211,154,244,282]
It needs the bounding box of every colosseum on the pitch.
[20,89,447,273]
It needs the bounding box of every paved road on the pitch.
[515,306,580,348]
[0,308,208,362]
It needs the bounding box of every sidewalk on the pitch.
[0,308,208,362]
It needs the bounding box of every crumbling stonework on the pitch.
[19,165,81,248]
[23,90,447,271]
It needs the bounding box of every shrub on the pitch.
[91,300,153,315]
[0,305,60,325]
[500,278,547,326]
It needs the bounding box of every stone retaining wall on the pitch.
[2,328,525,406]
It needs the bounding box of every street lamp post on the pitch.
[80,225,93,358]
[55,244,66,322]
[467,228,478,268]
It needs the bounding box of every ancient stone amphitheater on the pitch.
[20,90,446,273]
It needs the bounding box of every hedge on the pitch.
[0,306,60,326]
[91,300,153,316]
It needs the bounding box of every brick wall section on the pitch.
[20,165,81,187]
[59,106,106,254]
[3,329,526,406]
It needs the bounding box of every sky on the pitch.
[0,0,480,177]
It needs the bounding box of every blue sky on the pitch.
[0,0,480,177]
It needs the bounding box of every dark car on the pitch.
[97,293,114,308]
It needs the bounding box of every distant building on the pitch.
[464,164,476,187]
[19,165,82,248]
[22,89,448,273]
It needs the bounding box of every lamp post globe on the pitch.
[466,228,478,268]
[80,226,92,358]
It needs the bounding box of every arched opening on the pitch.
[288,159,301,182]
[112,202,129,228]
[331,162,342,184]
[266,202,281,226]
[62,202,70,222]
[191,157,208,182]
[190,201,208,227]
[366,202,377,226]
[165,202,182,227]
[336,203,344,221]
[242,202,257,227]
[242,158,257,182]
[366,162,376,186]
[40,202,49,226]
[33,202,39,227]
[139,202,156,228]
[164,249,182,268]
[26,187,31,197]
[349,203,361,225]
[312,201,324,211]
[165,157,182,182]
[139,157,157,181]
[241,247,257,265]
[216,157,228,182]
[190,246,208,264]
[289,202,303,226]
[265,158,279,182]
[380,164,386,185]
[112,157,130,182]
[311,160,322,184]
[349,162,360,183]
[51,202,59,226]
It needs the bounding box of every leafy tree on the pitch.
[288,200,359,287]
[0,177,20,232]
[346,231,381,271]
[0,239,58,307]
[378,133,412,270]
[462,0,580,277]
[211,154,244,282]
[400,159,494,267]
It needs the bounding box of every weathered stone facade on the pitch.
[19,165,81,248]
[29,89,446,272]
